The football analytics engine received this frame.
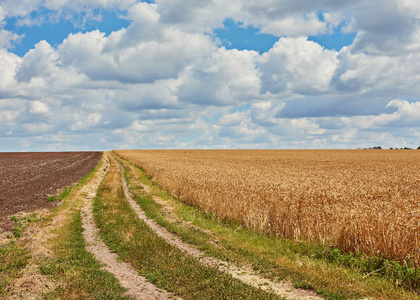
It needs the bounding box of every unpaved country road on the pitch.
[81,152,177,300]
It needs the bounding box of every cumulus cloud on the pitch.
[155,0,240,33]
[259,37,338,95]
[332,45,420,96]
[29,100,50,115]
[111,81,179,111]
[176,47,260,106]
[16,41,59,82]
[71,112,102,131]
[58,4,216,84]
[0,49,21,98]
[1,0,420,150]
[0,30,23,49]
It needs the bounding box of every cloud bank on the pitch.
[0,0,419,151]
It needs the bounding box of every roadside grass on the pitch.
[93,154,281,300]
[114,153,420,300]
[47,187,72,202]
[0,242,30,297]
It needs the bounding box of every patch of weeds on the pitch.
[47,187,72,202]
[292,280,314,290]
[10,215,23,238]
[0,242,30,295]
[10,213,40,239]
[306,244,420,291]
[12,226,22,239]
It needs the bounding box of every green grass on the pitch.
[9,213,39,239]
[93,155,281,300]
[0,242,30,297]
[47,187,72,202]
[40,209,132,300]
[114,152,420,300]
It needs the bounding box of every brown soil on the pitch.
[0,152,102,231]
[115,155,322,300]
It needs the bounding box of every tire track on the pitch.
[81,153,176,300]
[115,155,323,300]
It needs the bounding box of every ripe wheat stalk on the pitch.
[115,149,420,267]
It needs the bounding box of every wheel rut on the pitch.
[81,153,176,300]
[115,155,323,300]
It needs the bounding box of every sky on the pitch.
[0,0,419,151]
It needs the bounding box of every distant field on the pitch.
[115,149,420,266]
[0,152,102,230]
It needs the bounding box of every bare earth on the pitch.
[0,152,102,231]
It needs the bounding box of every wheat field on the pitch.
[114,150,420,266]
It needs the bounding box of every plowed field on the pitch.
[0,152,102,230]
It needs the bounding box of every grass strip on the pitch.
[40,208,131,300]
[115,153,420,300]
[0,242,30,297]
[93,154,281,300]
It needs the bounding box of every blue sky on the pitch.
[6,12,356,57]
[0,0,419,151]
[5,9,130,57]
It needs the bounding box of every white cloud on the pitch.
[71,113,102,131]
[0,30,23,49]
[260,13,327,36]
[176,47,260,105]
[29,100,50,115]
[1,0,420,150]
[16,41,59,82]
[0,49,21,98]
[332,46,420,95]
[22,122,53,133]
[156,0,240,33]
[130,120,148,132]
[58,7,216,83]
[259,37,338,95]
[397,0,420,17]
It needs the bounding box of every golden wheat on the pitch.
[114,149,420,266]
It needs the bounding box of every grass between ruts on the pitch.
[40,209,131,299]
[1,153,132,299]
[93,153,281,299]
[113,152,420,300]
